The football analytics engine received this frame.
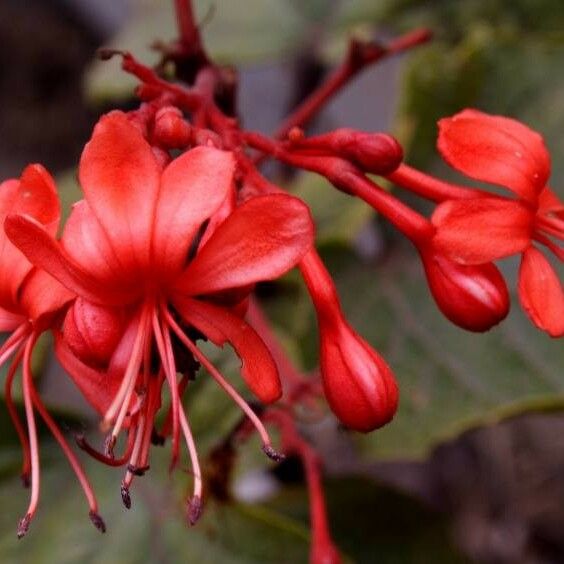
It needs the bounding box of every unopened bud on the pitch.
[295,128,403,174]
[154,106,192,149]
[299,250,398,432]
[420,249,510,332]
[333,129,403,174]
[319,314,398,432]
[63,298,126,369]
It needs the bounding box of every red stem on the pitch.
[174,0,200,46]
[273,29,432,141]
[387,163,482,202]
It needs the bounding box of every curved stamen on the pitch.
[76,428,136,467]
[104,306,151,447]
[0,322,30,367]
[121,412,147,498]
[534,233,564,261]
[4,346,31,485]
[159,374,189,439]
[163,309,279,456]
[17,335,40,539]
[178,402,203,525]
[152,309,181,468]
[28,368,104,532]
[136,375,164,474]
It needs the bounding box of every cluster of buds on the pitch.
[0,4,561,562]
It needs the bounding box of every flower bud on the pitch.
[293,128,403,174]
[319,314,399,432]
[333,129,403,175]
[299,250,398,432]
[154,106,192,149]
[63,297,127,369]
[420,248,510,332]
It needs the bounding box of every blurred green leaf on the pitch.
[0,444,311,563]
[292,172,374,245]
[0,438,468,563]
[269,477,467,563]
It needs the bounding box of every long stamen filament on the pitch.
[163,310,276,452]
[104,307,150,446]
[17,335,41,538]
[28,373,104,532]
[178,402,203,525]
[152,308,180,466]
[4,346,31,485]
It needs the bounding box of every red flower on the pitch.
[430,109,564,337]
[0,165,105,537]
[6,111,315,516]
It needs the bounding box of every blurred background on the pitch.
[0,1,563,562]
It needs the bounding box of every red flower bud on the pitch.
[299,251,398,432]
[63,298,127,369]
[292,128,403,174]
[420,248,510,332]
[333,129,403,175]
[153,106,192,149]
[319,313,398,432]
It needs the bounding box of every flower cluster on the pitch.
[0,10,561,564]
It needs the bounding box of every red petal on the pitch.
[175,194,314,296]
[0,165,60,310]
[78,111,160,273]
[5,214,132,306]
[152,147,235,276]
[55,332,121,416]
[438,109,550,202]
[518,247,564,337]
[173,297,282,403]
[61,200,141,299]
[19,269,73,327]
[432,197,534,263]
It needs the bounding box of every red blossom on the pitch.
[0,166,104,537]
[6,111,315,515]
[430,110,564,337]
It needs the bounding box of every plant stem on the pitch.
[273,28,432,141]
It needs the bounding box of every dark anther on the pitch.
[89,511,107,533]
[127,464,150,476]
[151,428,166,446]
[262,445,286,463]
[104,435,116,458]
[187,496,203,526]
[16,514,31,539]
[121,484,132,509]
